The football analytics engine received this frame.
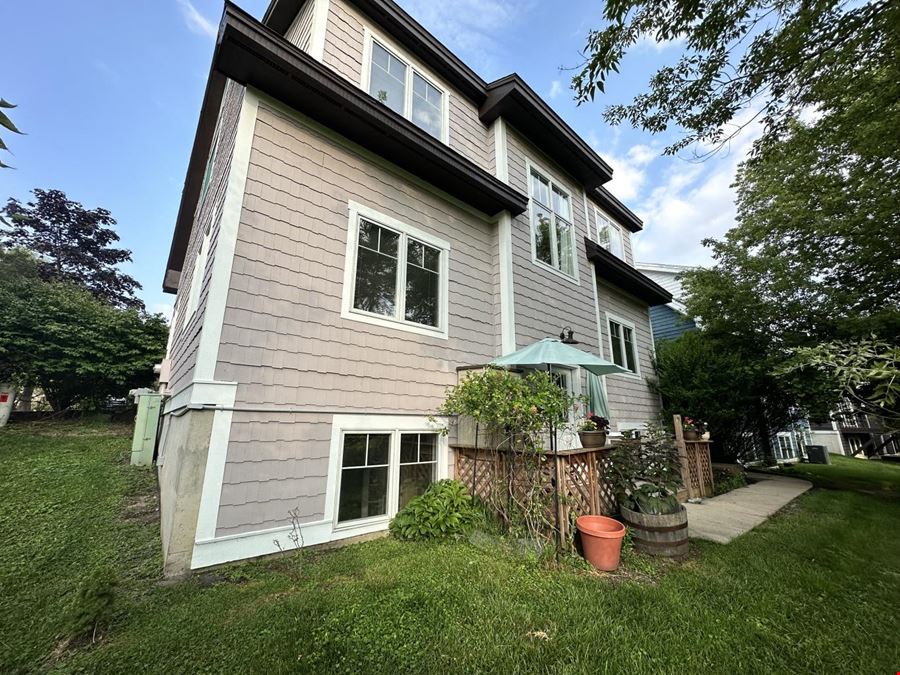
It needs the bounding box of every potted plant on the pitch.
[608,425,689,557]
[578,413,610,448]
[682,417,705,441]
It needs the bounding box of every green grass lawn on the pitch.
[775,452,900,496]
[2,420,900,674]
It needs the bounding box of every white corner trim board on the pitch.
[309,0,330,62]
[497,211,516,355]
[193,89,260,383]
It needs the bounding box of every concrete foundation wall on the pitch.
[157,409,215,577]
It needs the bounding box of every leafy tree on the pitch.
[0,248,167,410]
[779,339,900,452]
[0,98,22,169]
[651,330,806,462]
[1,189,143,309]
[573,0,897,156]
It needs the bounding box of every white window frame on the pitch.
[326,415,449,536]
[605,312,641,378]
[593,205,624,260]
[360,28,450,143]
[183,228,211,328]
[525,158,580,285]
[341,201,450,339]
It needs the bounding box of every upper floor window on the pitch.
[529,167,576,278]
[595,208,624,259]
[367,39,445,140]
[342,202,450,339]
[607,315,639,375]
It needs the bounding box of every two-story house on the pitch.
[156,0,672,575]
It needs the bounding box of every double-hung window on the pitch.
[367,39,444,140]
[607,316,639,375]
[595,208,624,259]
[343,204,449,337]
[337,431,440,524]
[529,167,576,278]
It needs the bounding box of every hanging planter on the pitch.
[576,515,626,571]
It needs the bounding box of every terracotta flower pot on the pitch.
[683,430,700,441]
[579,430,608,448]
[576,515,626,571]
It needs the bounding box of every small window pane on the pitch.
[609,321,624,367]
[342,434,367,467]
[379,228,399,257]
[623,326,636,372]
[407,239,424,267]
[400,434,418,463]
[596,213,611,249]
[556,219,574,276]
[552,187,570,220]
[419,434,436,462]
[353,245,398,316]
[412,73,442,139]
[398,463,434,509]
[338,466,388,521]
[369,43,406,116]
[367,434,390,465]
[530,170,550,206]
[359,220,380,250]
[608,224,624,258]
[423,246,440,272]
[405,263,440,327]
[532,205,553,266]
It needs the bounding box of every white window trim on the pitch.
[340,200,451,339]
[326,415,449,537]
[360,27,450,144]
[605,312,642,378]
[183,228,211,326]
[593,205,625,260]
[525,158,580,285]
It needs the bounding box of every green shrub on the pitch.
[389,480,483,541]
[64,565,118,641]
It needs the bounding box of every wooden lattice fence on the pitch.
[454,445,617,543]
[673,414,715,498]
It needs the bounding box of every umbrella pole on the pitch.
[548,363,561,562]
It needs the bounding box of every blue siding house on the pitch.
[636,262,697,343]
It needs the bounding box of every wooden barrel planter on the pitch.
[620,505,689,557]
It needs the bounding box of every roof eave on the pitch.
[584,237,673,306]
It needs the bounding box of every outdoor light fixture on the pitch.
[559,327,579,344]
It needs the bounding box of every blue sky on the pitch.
[3,0,756,317]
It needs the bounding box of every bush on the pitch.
[389,480,483,541]
[64,565,118,642]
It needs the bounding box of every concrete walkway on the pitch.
[684,472,813,544]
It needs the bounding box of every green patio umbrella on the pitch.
[587,372,610,419]
[491,337,629,377]
[490,337,627,555]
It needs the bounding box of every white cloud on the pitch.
[177,0,217,39]
[151,302,175,322]
[398,0,530,75]
[631,111,763,266]
[548,80,564,100]
[634,33,686,53]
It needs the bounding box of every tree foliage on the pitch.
[651,330,807,461]
[574,0,897,156]
[0,98,22,169]
[1,189,143,309]
[0,249,167,410]
[779,339,900,437]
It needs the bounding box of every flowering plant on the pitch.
[682,417,706,433]
[579,412,610,432]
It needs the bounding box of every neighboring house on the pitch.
[636,262,697,342]
[154,0,672,575]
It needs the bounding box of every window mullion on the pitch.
[549,211,559,269]
[396,233,407,321]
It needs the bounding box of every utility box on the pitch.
[130,391,162,466]
[806,445,830,465]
